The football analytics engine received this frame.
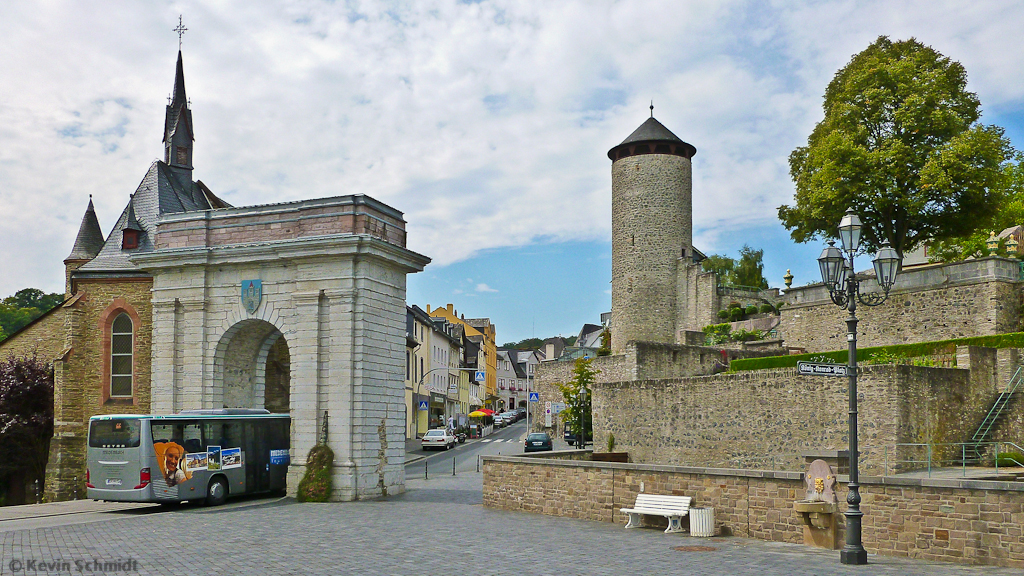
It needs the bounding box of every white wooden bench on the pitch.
[620,494,692,533]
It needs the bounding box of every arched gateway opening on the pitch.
[214,319,290,413]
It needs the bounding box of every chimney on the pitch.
[447,304,454,313]
[426,304,431,313]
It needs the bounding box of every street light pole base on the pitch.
[840,548,868,565]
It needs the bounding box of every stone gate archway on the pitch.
[213,319,290,412]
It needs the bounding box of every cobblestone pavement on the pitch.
[2,471,1020,576]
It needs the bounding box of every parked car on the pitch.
[524,432,553,452]
[421,429,456,451]
[493,414,507,428]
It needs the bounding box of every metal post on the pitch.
[927,444,932,477]
[452,456,456,476]
[962,444,967,477]
[840,253,868,565]
[424,460,428,480]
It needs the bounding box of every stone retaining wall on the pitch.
[482,457,1024,568]
[781,257,1022,353]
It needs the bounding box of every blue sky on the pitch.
[1,1,1022,344]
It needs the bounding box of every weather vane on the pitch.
[650,100,654,117]
[173,15,187,50]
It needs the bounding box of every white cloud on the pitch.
[475,283,498,293]
[0,1,1022,296]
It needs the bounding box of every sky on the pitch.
[1,1,1022,345]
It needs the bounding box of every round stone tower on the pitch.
[608,116,697,354]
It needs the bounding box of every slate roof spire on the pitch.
[163,50,194,178]
[65,196,105,263]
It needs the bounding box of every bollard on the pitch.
[477,455,480,473]
[424,460,428,480]
[452,456,456,476]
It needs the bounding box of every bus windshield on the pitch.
[89,419,142,448]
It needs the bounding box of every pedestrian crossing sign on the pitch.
[418,401,428,411]
[529,392,540,402]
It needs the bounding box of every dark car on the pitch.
[524,432,553,452]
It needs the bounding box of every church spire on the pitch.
[163,50,194,178]
[65,196,104,263]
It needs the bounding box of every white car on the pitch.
[421,429,456,451]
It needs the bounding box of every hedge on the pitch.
[729,332,1024,372]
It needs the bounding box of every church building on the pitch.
[0,49,429,502]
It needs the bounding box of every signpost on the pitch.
[797,362,849,377]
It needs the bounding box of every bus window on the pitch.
[203,420,243,449]
[89,419,141,448]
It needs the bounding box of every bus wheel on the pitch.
[206,478,227,506]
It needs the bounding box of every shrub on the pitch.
[296,444,334,502]
[732,329,763,342]
[717,309,730,320]
[728,307,745,322]
[996,452,1024,467]
[607,433,616,453]
[745,305,759,316]
[702,323,732,345]
[728,301,742,309]
[759,303,775,314]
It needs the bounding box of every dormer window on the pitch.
[176,146,188,165]
[122,229,139,250]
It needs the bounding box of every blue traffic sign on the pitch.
[418,401,428,411]
[475,371,486,381]
[529,392,540,402]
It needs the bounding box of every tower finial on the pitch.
[174,15,188,50]
[650,101,654,118]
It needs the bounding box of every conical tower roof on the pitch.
[608,116,696,160]
[65,197,104,262]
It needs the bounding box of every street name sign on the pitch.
[797,362,849,377]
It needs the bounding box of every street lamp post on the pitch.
[817,208,901,566]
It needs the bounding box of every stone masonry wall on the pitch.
[590,361,1000,474]
[0,306,66,362]
[483,457,1024,568]
[781,258,1022,353]
[611,153,691,353]
[155,195,409,250]
[44,278,153,501]
[529,341,784,434]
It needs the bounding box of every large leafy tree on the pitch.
[928,155,1024,261]
[701,245,768,289]
[0,288,64,341]
[0,355,55,501]
[779,36,1015,258]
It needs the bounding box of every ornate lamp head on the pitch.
[818,241,845,287]
[872,243,900,292]
[838,209,862,252]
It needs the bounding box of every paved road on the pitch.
[2,435,1020,575]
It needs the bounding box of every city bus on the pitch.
[86,409,290,505]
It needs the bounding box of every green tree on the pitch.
[501,337,545,350]
[928,154,1024,261]
[0,288,65,341]
[701,254,735,285]
[733,245,769,289]
[556,357,597,441]
[778,36,1016,259]
[0,355,54,502]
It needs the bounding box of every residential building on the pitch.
[426,304,498,410]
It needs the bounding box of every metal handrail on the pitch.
[970,365,1024,445]
[883,441,1024,477]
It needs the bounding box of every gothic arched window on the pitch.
[110,313,134,397]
